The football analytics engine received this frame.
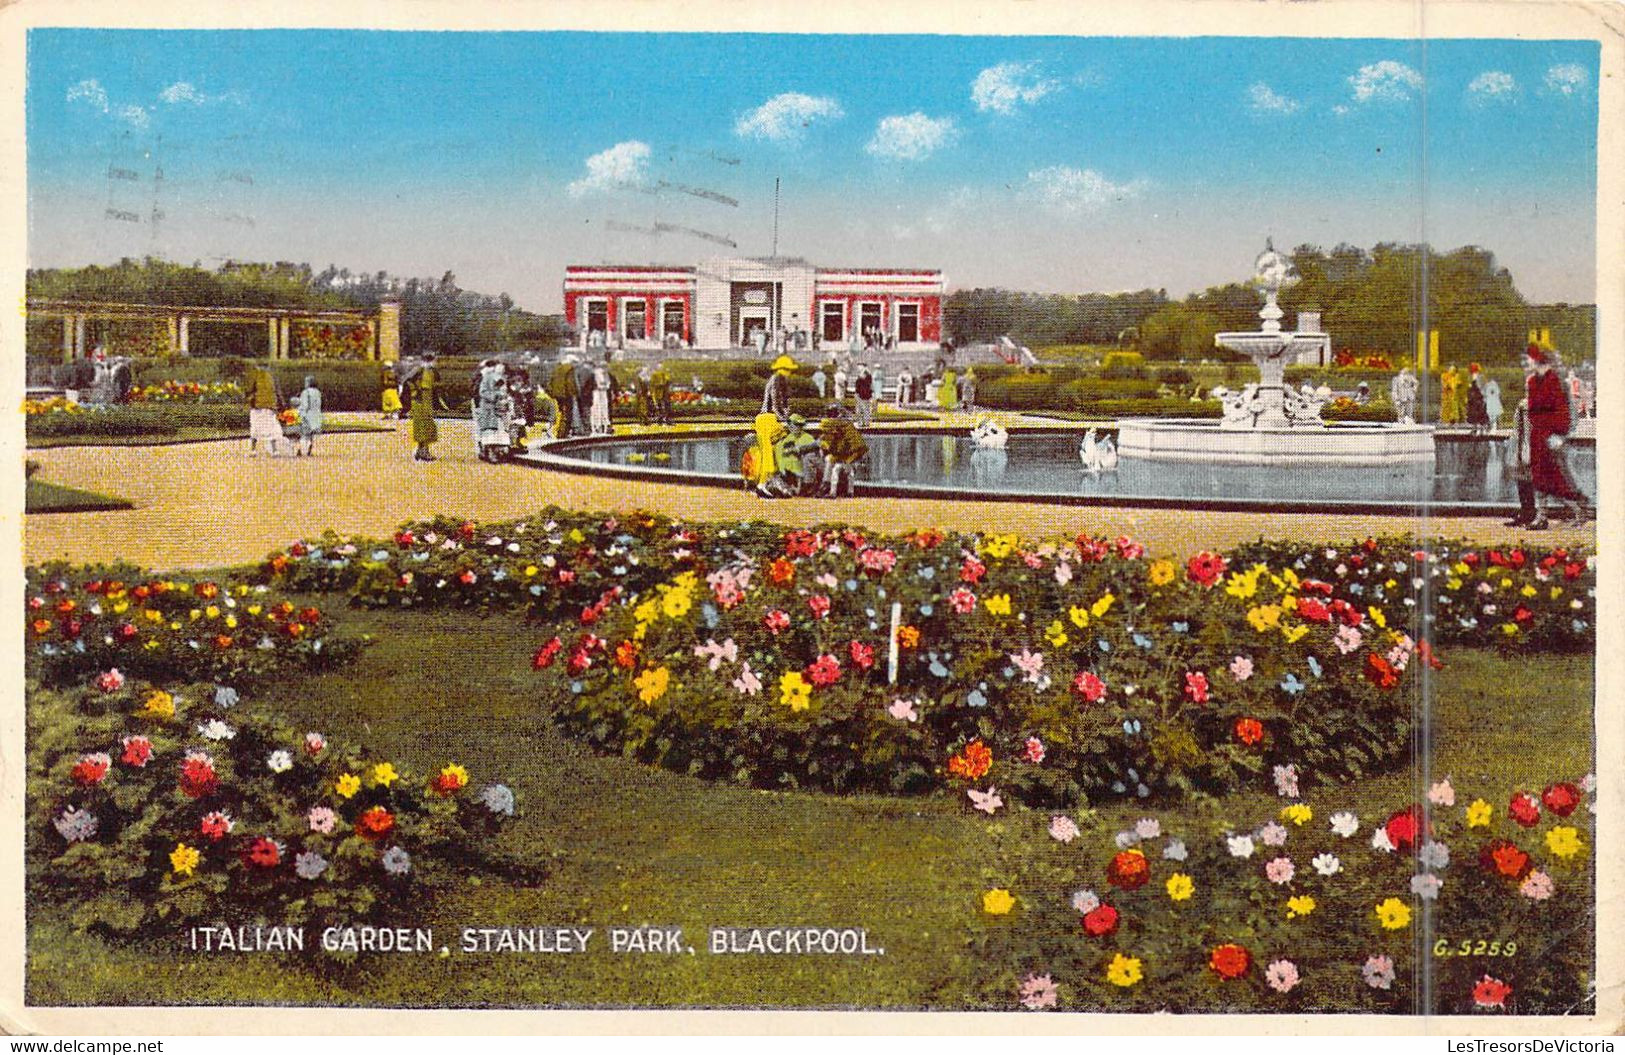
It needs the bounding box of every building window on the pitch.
[585,300,608,334]
[858,302,882,344]
[623,300,647,341]
[820,301,845,343]
[662,301,685,340]
[897,303,920,343]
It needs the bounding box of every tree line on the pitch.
[944,242,1595,365]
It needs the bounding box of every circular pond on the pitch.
[527,428,1595,515]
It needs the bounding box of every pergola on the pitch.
[26,297,401,362]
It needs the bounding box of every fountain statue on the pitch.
[1113,240,1436,465]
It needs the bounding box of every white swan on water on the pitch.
[970,417,1008,449]
[1098,435,1119,471]
[1080,429,1118,472]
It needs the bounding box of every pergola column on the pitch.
[267,318,279,359]
[61,316,75,363]
[166,315,180,357]
[178,314,190,355]
[279,317,292,359]
[75,316,88,358]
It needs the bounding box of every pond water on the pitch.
[552,431,1596,511]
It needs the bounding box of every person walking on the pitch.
[832,363,848,404]
[407,354,440,461]
[292,375,323,456]
[854,365,874,428]
[547,355,579,438]
[939,364,959,412]
[244,362,283,456]
[649,361,673,425]
[1523,345,1590,526]
[762,354,795,421]
[380,364,402,422]
[1482,375,1503,428]
[1466,364,1490,433]
[590,358,614,435]
[1439,365,1464,426]
[811,366,828,399]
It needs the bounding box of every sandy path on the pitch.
[24,420,1592,572]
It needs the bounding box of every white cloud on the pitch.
[567,140,651,197]
[1349,60,1424,103]
[865,113,958,162]
[1544,63,1588,96]
[161,82,205,105]
[66,79,108,112]
[1026,165,1145,213]
[116,104,150,129]
[971,62,1059,115]
[1248,82,1301,115]
[734,92,843,141]
[1467,70,1517,102]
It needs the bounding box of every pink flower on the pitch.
[967,786,1003,814]
[763,609,790,635]
[1048,816,1080,843]
[858,548,897,575]
[947,588,977,615]
[887,697,918,722]
[1265,959,1301,994]
[693,637,739,671]
[1274,764,1300,798]
[807,594,832,620]
[200,810,234,842]
[1258,822,1288,847]
[1024,737,1046,764]
[1184,670,1210,704]
[805,654,841,687]
[1018,973,1058,1010]
[1335,624,1364,654]
[1264,856,1295,884]
[1427,778,1455,807]
[732,661,763,696]
[1010,649,1045,684]
[1054,562,1074,586]
[1519,870,1554,901]
[304,732,326,756]
[96,668,126,693]
[1229,656,1254,681]
[307,806,337,833]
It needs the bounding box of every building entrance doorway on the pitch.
[739,308,770,348]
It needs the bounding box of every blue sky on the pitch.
[27,30,1599,312]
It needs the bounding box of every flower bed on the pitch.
[28,674,525,940]
[977,775,1594,1014]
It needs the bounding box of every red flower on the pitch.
[1472,975,1512,1010]
[1234,717,1265,747]
[1364,652,1400,690]
[1541,782,1581,817]
[200,812,232,841]
[782,530,818,558]
[1081,903,1119,937]
[1296,597,1332,624]
[116,621,138,641]
[1023,737,1045,763]
[1461,551,1480,567]
[120,736,152,768]
[1563,561,1584,581]
[356,806,395,840]
[768,558,796,586]
[1385,806,1427,852]
[909,528,945,550]
[1480,839,1531,879]
[805,654,841,687]
[960,557,987,584]
[178,756,218,798]
[1508,792,1541,828]
[566,646,594,675]
[947,740,993,781]
[849,640,875,670]
[1186,551,1228,587]
[1074,536,1110,563]
[614,640,641,669]
[243,837,281,868]
[947,588,977,614]
[1115,536,1144,560]
[458,521,476,540]
[1106,849,1150,890]
[858,548,897,575]
[1209,944,1252,979]
[1513,606,1533,624]
[1183,671,1210,704]
[558,569,576,585]
[763,609,790,635]
[71,753,111,786]
[808,594,832,620]
[1073,671,1107,704]
[532,637,563,669]
[458,570,476,585]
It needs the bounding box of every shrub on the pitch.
[25,404,248,441]
[1101,351,1148,380]
[1155,367,1193,386]
[1323,399,1399,424]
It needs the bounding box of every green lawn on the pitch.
[25,605,1592,1009]
[24,478,133,514]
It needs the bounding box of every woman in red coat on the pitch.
[1523,344,1588,527]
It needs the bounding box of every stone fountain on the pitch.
[1115,240,1435,465]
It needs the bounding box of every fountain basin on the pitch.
[1116,418,1436,466]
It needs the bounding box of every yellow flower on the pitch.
[524,565,539,577]
[981,533,1017,560]
[660,588,693,620]
[981,888,1016,915]
[247,604,262,616]
[438,763,469,787]
[1246,605,1282,632]
[1368,606,1387,629]
[1446,577,1463,591]
[1374,897,1411,930]
[1545,826,1584,859]
[569,528,586,543]
[1281,803,1313,826]
[634,665,671,704]
[1520,585,1537,598]
[634,598,659,624]
[112,600,130,614]
[1550,586,1563,600]
[1068,605,1091,629]
[1281,623,1310,644]
[1224,569,1261,600]
[169,843,201,876]
[144,609,164,623]
[779,671,812,712]
[335,773,361,798]
[1286,895,1317,919]
[1044,620,1069,647]
[1165,873,1194,902]
[1453,561,1471,576]
[225,616,238,629]
[1105,952,1143,987]
[370,762,399,788]
[1090,592,1116,619]
[236,585,249,596]
[188,608,202,622]
[1466,799,1493,827]
[1501,623,1520,636]
[1148,560,1176,587]
[142,690,176,719]
[205,605,220,619]
[1500,577,1513,588]
[983,594,1012,617]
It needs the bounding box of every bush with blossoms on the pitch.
[27,673,527,939]
[25,563,364,692]
[544,525,1452,804]
[1227,536,1594,654]
[974,774,1595,1014]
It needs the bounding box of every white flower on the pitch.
[1427,779,1455,807]
[1134,817,1161,839]
[1579,773,1597,793]
[1226,834,1256,859]
[196,719,235,741]
[1070,889,1100,915]
[1330,811,1359,837]
[1048,815,1081,843]
[1312,852,1342,876]
[267,749,294,773]
[1419,841,1450,870]
[1163,838,1188,862]
[1114,830,1142,849]
[1371,827,1396,853]
[1258,821,1288,846]
[1273,764,1300,798]
[1410,873,1443,900]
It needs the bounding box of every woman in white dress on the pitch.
[589,362,612,434]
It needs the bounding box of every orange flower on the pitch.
[356,806,395,840]
[1234,717,1265,746]
[614,640,641,669]
[768,558,796,586]
[1107,849,1151,890]
[896,625,921,649]
[947,739,993,781]
[1209,943,1252,979]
